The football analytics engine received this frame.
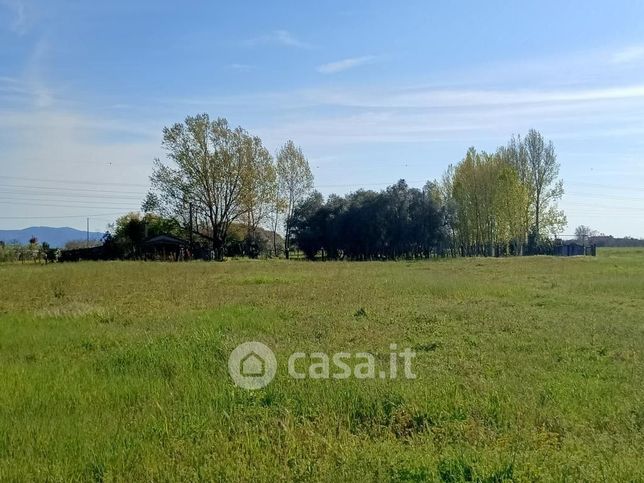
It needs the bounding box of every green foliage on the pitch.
[224,223,282,258]
[442,130,565,255]
[0,240,57,263]
[290,180,443,260]
[111,212,183,256]
[451,148,530,255]
[0,241,17,262]
[287,129,563,261]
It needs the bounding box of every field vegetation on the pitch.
[0,249,643,481]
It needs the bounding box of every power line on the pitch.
[3,186,643,206]
[0,212,125,220]
[0,175,150,188]
[563,202,643,212]
[565,192,644,202]
[1,174,643,227]
[2,174,643,198]
[0,200,139,209]
[0,183,147,196]
[573,182,644,193]
[0,194,140,205]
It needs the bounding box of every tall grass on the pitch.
[0,249,643,480]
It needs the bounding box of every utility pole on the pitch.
[86,218,90,248]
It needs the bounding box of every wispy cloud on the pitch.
[244,30,312,49]
[166,83,644,115]
[226,63,254,72]
[0,0,28,34]
[317,55,378,74]
[0,75,19,84]
[612,45,644,64]
[0,39,55,108]
[306,84,644,109]
[155,42,644,148]
[25,37,54,108]
[0,76,28,97]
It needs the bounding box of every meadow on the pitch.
[0,249,643,481]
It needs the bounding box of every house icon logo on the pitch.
[240,351,265,377]
[228,342,277,389]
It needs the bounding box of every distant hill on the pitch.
[0,227,104,248]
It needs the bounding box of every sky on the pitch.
[1,0,644,236]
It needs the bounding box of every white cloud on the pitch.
[308,84,644,109]
[238,81,644,148]
[244,30,312,49]
[317,56,378,74]
[148,39,644,150]
[165,82,644,117]
[612,45,644,64]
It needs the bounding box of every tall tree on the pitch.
[276,140,314,258]
[449,148,531,256]
[269,191,287,257]
[497,134,532,246]
[289,191,325,260]
[524,129,564,239]
[239,135,277,238]
[150,114,273,260]
[491,158,530,254]
[435,166,458,257]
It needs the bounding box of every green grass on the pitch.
[1,249,643,481]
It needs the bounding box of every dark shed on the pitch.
[141,234,189,260]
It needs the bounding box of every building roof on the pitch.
[142,234,188,246]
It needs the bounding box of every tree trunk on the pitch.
[535,196,541,241]
[272,230,277,257]
[212,237,225,261]
[284,222,290,259]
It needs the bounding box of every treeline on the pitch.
[441,129,565,257]
[105,212,283,259]
[291,129,566,260]
[588,236,644,248]
[132,116,568,260]
[290,180,443,260]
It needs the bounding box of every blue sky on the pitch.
[1,0,644,236]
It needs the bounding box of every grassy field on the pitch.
[0,249,643,481]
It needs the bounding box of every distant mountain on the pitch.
[0,227,104,248]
